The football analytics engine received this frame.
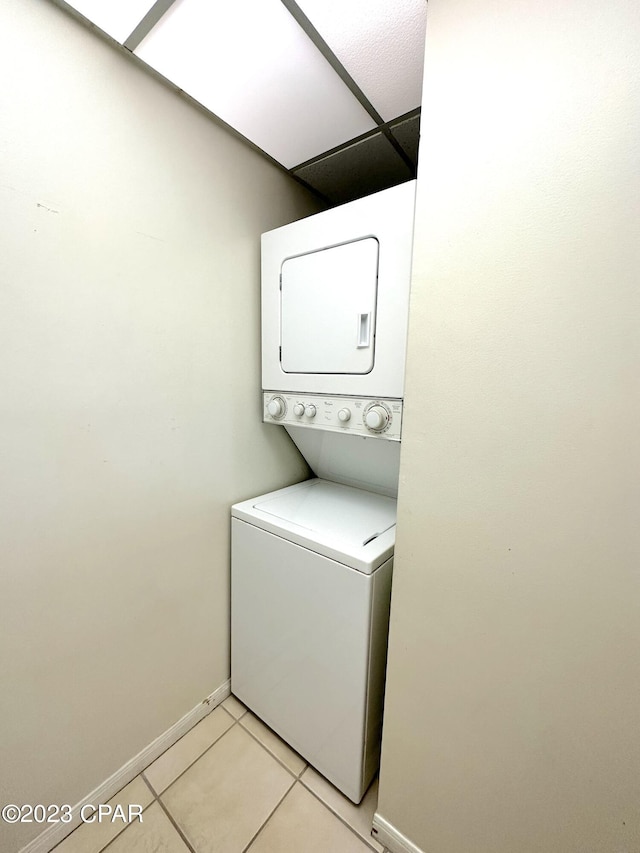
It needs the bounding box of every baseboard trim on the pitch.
[372,812,425,853]
[19,680,231,853]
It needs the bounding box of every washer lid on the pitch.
[256,478,395,543]
[232,478,396,573]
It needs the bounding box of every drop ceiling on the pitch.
[52,0,426,205]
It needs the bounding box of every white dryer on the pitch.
[231,478,395,803]
[262,179,416,401]
[262,179,416,498]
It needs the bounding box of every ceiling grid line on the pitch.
[291,108,421,172]
[278,0,385,126]
[48,0,426,205]
[279,0,417,178]
[123,0,179,52]
[379,127,416,176]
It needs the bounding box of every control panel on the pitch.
[263,392,402,441]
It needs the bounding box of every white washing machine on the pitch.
[231,478,395,803]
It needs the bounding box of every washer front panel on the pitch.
[231,517,393,802]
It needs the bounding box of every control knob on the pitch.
[337,408,351,422]
[365,404,390,432]
[304,404,317,418]
[267,396,286,419]
[293,403,305,417]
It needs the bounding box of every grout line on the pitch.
[96,831,130,853]
[147,715,298,853]
[220,705,239,723]
[138,771,200,853]
[146,715,239,797]
[141,769,198,853]
[140,771,159,800]
[220,697,248,722]
[154,796,198,853]
[237,716,307,780]
[235,719,381,849]
[144,703,237,789]
[240,778,298,853]
[96,800,160,853]
[52,777,156,853]
[298,776,383,853]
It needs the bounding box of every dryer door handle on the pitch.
[357,313,371,348]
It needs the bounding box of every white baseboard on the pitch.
[372,812,425,853]
[19,679,231,853]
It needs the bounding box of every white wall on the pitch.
[378,0,640,851]
[0,1,319,849]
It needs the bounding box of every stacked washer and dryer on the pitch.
[231,181,416,804]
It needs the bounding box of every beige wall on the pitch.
[378,0,640,851]
[0,1,318,849]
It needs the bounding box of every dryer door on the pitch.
[280,238,378,375]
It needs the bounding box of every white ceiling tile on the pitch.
[63,0,158,43]
[134,0,377,168]
[295,0,427,122]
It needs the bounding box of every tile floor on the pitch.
[52,695,388,853]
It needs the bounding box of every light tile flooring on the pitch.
[53,695,388,853]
